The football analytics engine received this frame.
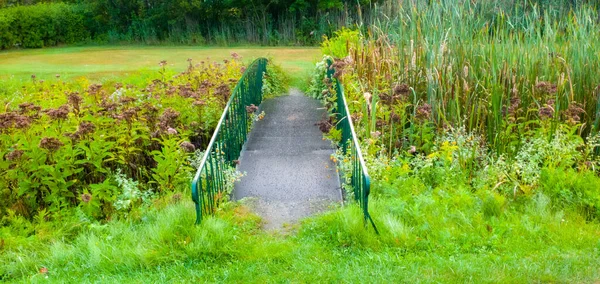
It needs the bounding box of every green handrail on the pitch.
[191,58,268,224]
[327,59,379,234]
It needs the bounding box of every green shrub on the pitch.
[0,56,246,222]
[0,3,89,49]
[262,60,290,99]
[0,11,15,49]
[320,28,360,59]
[321,28,362,58]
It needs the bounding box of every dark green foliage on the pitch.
[0,0,369,47]
[1,0,594,48]
[0,3,88,48]
[262,61,290,98]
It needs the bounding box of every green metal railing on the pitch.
[191,58,268,224]
[327,59,379,234]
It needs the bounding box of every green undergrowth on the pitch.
[262,59,290,99]
[2,164,599,282]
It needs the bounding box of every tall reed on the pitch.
[332,0,600,158]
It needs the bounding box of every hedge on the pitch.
[0,3,89,49]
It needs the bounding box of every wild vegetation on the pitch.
[0,0,375,47]
[4,0,593,48]
[1,0,600,282]
[305,0,600,280]
[311,1,600,213]
[0,54,288,227]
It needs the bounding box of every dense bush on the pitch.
[0,3,88,48]
[0,56,249,222]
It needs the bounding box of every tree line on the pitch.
[0,0,596,49]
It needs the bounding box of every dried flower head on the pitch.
[200,79,213,89]
[158,108,180,129]
[39,137,64,151]
[363,92,372,103]
[46,105,70,120]
[167,127,178,135]
[81,193,92,203]
[1,110,30,129]
[119,96,136,104]
[416,103,432,120]
[565,102,585,125]
[87,84,103,95]
[231,52,240,59]
[18,102,40,114]
[393,84,410,95]
[214,84,231,102]
[538,106,554,120]
[507,96,522,122]
[316,118,332,133]
[121,108,138,122]
[177,83,194,98]
[99,100,118,113]
[192,100,206,107]
[535,81,557,94]
[6,149,23,161]
[246,104,259,114]
[331,58,349,79]
[78,121,96,136]
[14,115,31,129]
[67,92,82,112]
[0,112,17,130]
[180,141,196,152]
[351,113,362,123]
[159,60,167,68]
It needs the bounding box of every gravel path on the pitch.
[233,88,342,230]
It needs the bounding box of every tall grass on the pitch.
[329,0,600,157]
[2,180,599,282]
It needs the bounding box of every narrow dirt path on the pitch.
[233,88,342,230]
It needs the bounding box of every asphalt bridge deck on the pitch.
[233,89,342,230]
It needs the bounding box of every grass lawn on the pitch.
[0,45,320,86]
[2,199,599,282]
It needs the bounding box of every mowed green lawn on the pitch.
[0,46,320,85]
